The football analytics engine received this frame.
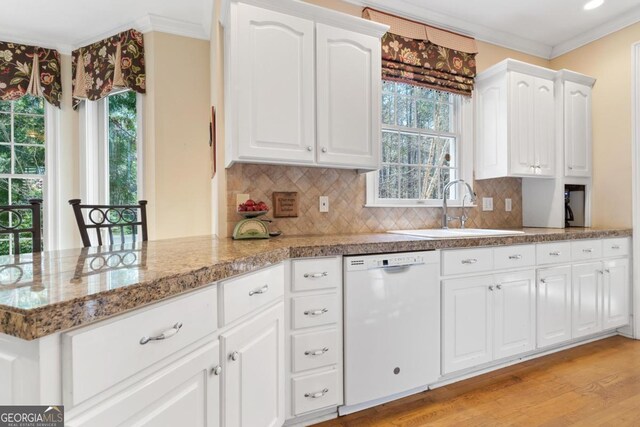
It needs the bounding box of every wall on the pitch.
[550,22,640,228]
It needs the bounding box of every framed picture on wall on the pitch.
[210,106,217,178]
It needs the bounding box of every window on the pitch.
[366,82,473,207]
[0,96,45,255]
[106,90,138,205]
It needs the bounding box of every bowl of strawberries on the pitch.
[237,199,269,218]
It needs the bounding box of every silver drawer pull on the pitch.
[248,284,269,296]
[508,254,522,260]
[305,347,329,356]
[304,308,328,316]
[549,251,561,256]
[540,279,547,284]
[611,245,621,250]
[305,388,329,399]
[582,248,593,253]
[140,322,182,345]
[461,258,478,264]
[304,272,328,279]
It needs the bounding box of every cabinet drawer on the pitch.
[292,370,339,415]
[292,257,341,292]
[292,329,338,373]
[221,264,285,325]
[292,293,339,330]
[602,237,630,258]
[571,239,602,262]
[63,287,217,407]
[442,248,493,276]
[536,242,571,265]
[493,245,535,270]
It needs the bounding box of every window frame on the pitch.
[366,86,474,208]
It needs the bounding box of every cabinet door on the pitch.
[222,302,285,427]
[572,262,602,339]
[236,4,315,163]
[533,77,555,176]
[537,266,572,348]
[493,270,536,360]
[316,23,380,169]
[564,81,592,177]
[442,275,493,374]
[509,72,535,176]
[66,341,220,427]
[603,258,630,330]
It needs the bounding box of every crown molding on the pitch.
[550,8,640,59]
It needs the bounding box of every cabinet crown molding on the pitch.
[476,58,557,82]
[220,0,389,37]
[556,69,596,87]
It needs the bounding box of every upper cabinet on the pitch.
[222,0,388,171]
[557,71,595,178]
[475,60,557,179]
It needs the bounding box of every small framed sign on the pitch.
[272,192,299,218]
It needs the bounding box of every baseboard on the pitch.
[284,407,338,427]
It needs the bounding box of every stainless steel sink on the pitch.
[388,228,526,238]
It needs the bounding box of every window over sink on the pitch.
[366,82,473,207]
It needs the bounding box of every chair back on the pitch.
[69,199,148,247]
[0,199,42,254]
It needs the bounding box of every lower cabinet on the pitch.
[221,302,285,427]
[572,262,602,338]
[66,340,220,427]
[537,266,572,348]
[442,270,535,375]
[603,258,631,330]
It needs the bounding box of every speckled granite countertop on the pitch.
[0,227,631,340]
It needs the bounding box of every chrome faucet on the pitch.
[442,179,477,229]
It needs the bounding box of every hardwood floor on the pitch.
[316,336,640,426]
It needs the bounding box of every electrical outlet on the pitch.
[319,196,329,213]
[505,198,512,212]
[482,197,494,211]
[236,193,250,206]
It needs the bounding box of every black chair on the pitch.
[69,199,148,247]
[0,199,42,254]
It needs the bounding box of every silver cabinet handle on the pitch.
[582,248,593,253]
[611,245,621,250]
[249,284,269,296]
[305,388,329,399]
[461,258,478,264]
[549,251,561,256]
[304,308,328,316]
[604,269,611,274]
[211,365,222,376]
[496,284,502,290]
[540,279,547,284]
[139,322,182,345]
[307,146,313,151]
[230,351,239,361]
[321,147,327,153]
[568,166,573,170]
[598,270,604,275]
[508,254,522,260]
[488,285,494,291]
[304,272,328,279]
[305,347,329,356]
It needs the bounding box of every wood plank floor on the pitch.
[315,336,640,426]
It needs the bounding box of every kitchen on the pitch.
[0,0,638,425]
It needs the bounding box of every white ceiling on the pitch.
[344,0,640,58]
[0,0,639,58]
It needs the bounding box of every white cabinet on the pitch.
[221,301,285,427]
[602,258,631,330]
[572,262,602,339]
[537,266,572,348]
[234,3,315,164]
[223,0,387,170]
[442,270,535,374]
[316,24,380,169]
[559,71,595,177]
[475,59,556,179]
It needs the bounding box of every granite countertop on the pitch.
[0,227,631,340]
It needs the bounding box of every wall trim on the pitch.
[631,41,640,339]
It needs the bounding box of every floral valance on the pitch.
[363,8,477,96]
[72,29,145,110]
[0,41,62,107]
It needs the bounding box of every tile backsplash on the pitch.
[226,164,522,236]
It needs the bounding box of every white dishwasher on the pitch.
[342,250,440,414]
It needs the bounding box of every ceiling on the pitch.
[0,0,639,58]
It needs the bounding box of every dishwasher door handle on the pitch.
[381,265,411,273]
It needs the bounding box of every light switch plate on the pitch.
[505,198,512,212]
[319,196,329,213]
[482,197,494,211]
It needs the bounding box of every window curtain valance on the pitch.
[363,8,478,96]
[72,29,145,110]
[0,41,62,107]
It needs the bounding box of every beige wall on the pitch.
[143,32,212,240]
[550,22,640,228]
